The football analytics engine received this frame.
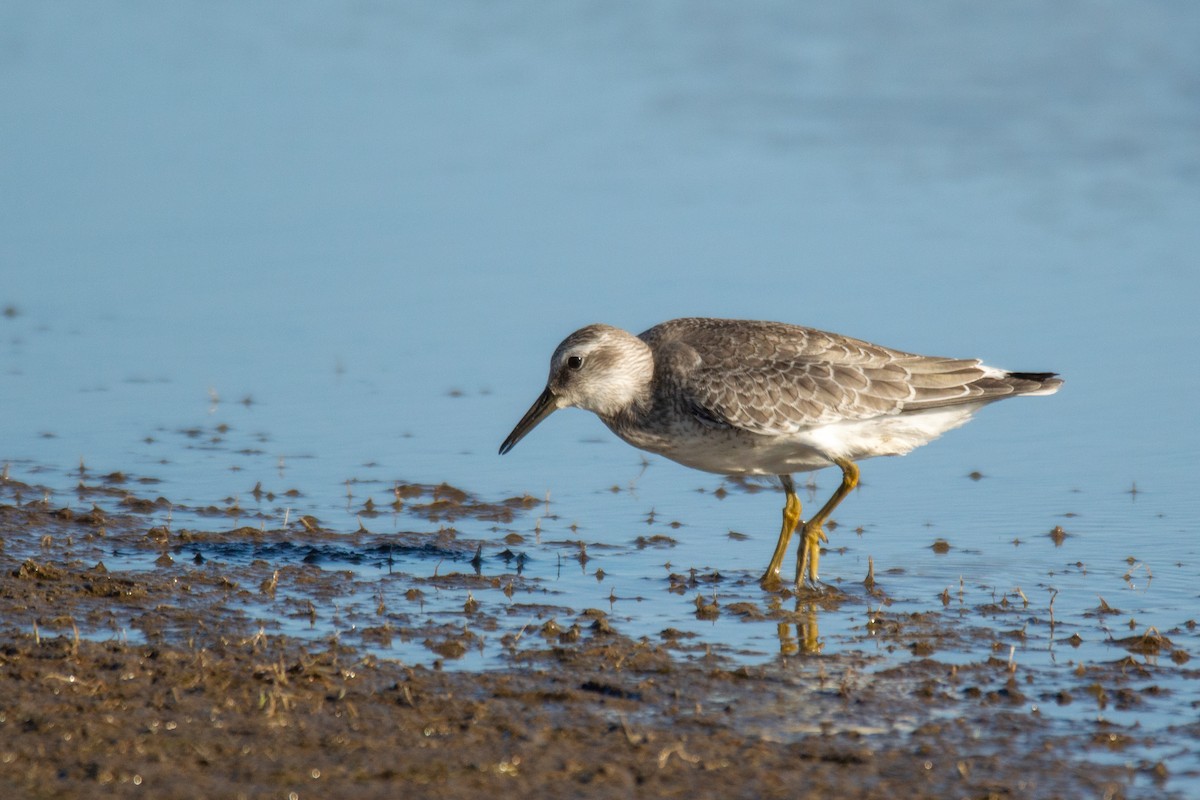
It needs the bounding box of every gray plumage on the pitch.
[638,318,1058,433]
[499,317,1061,586]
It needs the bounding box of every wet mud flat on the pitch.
[0,481,1195,798]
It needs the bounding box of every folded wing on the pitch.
[643,318,1058,436]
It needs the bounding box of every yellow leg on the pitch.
[760,475,801,588]
[796,459,860,587]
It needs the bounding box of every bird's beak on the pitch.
[499,387,558,455]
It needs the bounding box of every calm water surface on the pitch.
[3,1,1199,792]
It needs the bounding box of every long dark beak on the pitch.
[499,387,558,455]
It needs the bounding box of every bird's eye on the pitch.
[567,355,584,370]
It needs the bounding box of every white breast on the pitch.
[644,404,986,477]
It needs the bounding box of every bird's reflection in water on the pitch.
[777,600,823,656]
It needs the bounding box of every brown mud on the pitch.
[0,474,1194,799]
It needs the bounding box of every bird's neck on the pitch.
[587,342,654,422]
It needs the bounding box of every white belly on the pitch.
[640,404,985,477]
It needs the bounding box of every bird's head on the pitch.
[499,324,653,455]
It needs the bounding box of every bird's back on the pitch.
[639,318,1061,437]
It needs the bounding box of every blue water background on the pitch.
[2,1,1199,788]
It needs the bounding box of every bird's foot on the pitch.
[798,575,826,594]
[795,523,828,588]
[759,567,784,591]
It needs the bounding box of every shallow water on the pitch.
[4,1,1200,794]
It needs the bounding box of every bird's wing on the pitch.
[644,318,998,436]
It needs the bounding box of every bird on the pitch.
[499,318,1061,589]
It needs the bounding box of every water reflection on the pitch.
[777,601,824,657]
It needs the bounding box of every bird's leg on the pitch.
[760,475,801,589]
[796,459,860,587]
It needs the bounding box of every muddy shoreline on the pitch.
[0,482,1192,798]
